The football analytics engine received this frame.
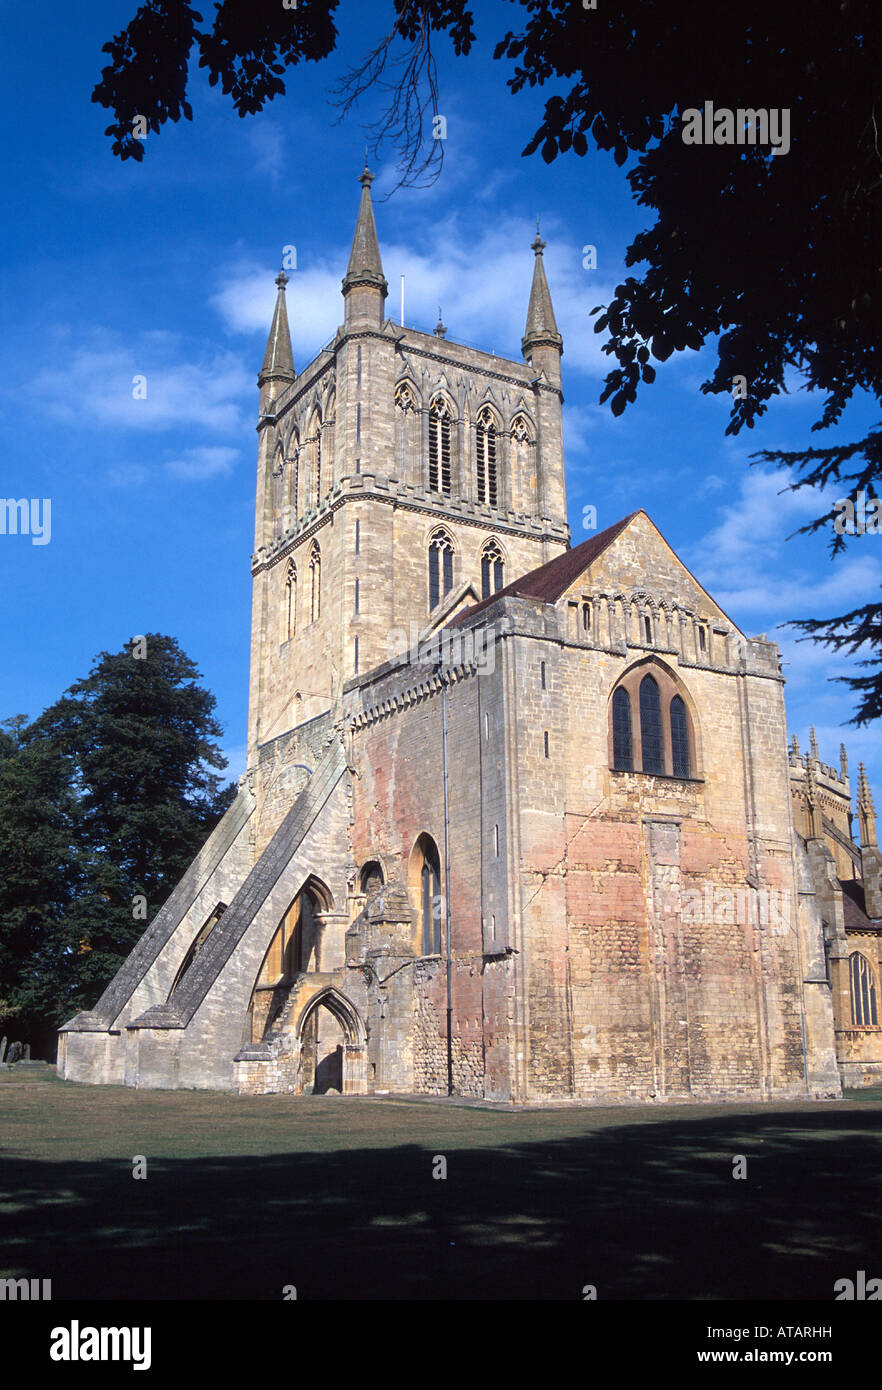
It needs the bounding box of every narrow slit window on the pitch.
[541,661,546,689]
[544,730,549,759]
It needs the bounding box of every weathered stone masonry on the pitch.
[60,165,877,1101]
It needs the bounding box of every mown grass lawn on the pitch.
[2,1068,880,1300]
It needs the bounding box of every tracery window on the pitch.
[306,409,322,509]
[480,540,504,599]
[284,560,296,642]
[309,542,321,622]
[850,952,879,1027]
[395,382,420,476]
[428,529,454,610]
[272,448,284,538]
[609,666,696,779]
[395,382,418,412]
[476,406,498,506]
[428,396,452,494]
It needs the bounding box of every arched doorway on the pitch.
[301,1003,345,1093]
[297,989,367,1096]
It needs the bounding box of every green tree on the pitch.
[0,636,234,1050]
[0,716,82,1048]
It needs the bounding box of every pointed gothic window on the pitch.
[306,409,322,509]
[481,540,505,599]
[411,835,442,956]
[670,695,690,778]
[612,687,633,771]
[510,414,534,504]
[850,952,878,1026]
[476,406,498,506]
[285,561,297,642]
[395,382,420,476]
[639,675,664,775]
[287,440,300,522]
[309,542,321,623]
[395,382,418,412]
[429,396,452,494]
[272,448,284,538]
[428,530,454,611]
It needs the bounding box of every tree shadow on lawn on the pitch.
[2,1107,881,1300]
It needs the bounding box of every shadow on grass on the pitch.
[3,1106,882,1299]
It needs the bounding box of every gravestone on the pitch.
[0,1037,6,1063]
[7,1041,22,1064]
[23,1043,30,1060]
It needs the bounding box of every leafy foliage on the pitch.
[0,637,234,1048]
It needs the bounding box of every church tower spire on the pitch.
[858,763,878,848]
[342,163,388,329]
[258,271,295,410]
[522,232,563,386]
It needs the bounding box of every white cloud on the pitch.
[35,331,252,435]
[165,446,240,481]
[246,120,286,183]
[211,213,619,376]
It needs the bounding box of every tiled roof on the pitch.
[450,511,640,628]
[840,878,882,930]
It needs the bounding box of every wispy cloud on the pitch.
[33,328,251,435]
[165,445,240,480]
[211,213,620,376]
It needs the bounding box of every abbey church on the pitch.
[59,168,882,1104]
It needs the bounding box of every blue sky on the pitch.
[1,0,879,802]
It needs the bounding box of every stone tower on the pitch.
[247,165,571,753]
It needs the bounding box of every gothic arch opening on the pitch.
[607,658,700,779]
[407,833,442,956]
[297,988,366,1096]
[248,877,333,1041]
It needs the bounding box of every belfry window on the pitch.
[428,530,454,610]
[850,952,879,1027]
[476,406,498,506]
[612,687,633,771]
[429,396,452,494]
[480,540,504,599]
[285,560,296,642]
[309,542,321,622]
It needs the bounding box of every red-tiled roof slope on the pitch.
[840,878,882,930]
[450,511,640,627]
